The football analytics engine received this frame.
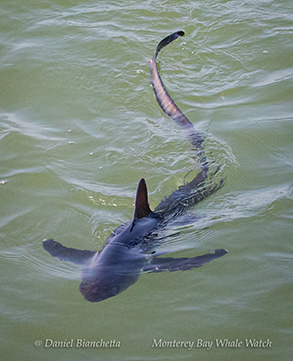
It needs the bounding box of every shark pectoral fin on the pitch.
[143,249,227,273]
[42,239,96,265]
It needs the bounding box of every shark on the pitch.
[43,31,227,302]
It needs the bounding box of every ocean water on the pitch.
[1,0,292,360]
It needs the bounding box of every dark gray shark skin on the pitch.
[43,31,227,303]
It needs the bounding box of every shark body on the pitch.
[43,31,227,302]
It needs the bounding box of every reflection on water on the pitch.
[1,0,292,360]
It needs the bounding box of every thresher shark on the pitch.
[43,31,227,302]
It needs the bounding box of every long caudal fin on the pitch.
[150,31,205,158]
[149,31,193,130]
[150,32,224,216]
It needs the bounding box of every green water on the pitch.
[1,0,292,360]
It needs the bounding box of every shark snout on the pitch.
[79,279,121,302]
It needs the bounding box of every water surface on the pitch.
[1,0,292,360]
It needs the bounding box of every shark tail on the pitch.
[150,31,205,152]
[150,31,206,163]
[149,31,193,129]
[150,32,225,216]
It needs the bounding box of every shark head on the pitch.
[78,178,160,302]
[79,262,142,302]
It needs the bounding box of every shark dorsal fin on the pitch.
[134,178,152,219]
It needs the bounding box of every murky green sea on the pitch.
[1,0,292,360]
